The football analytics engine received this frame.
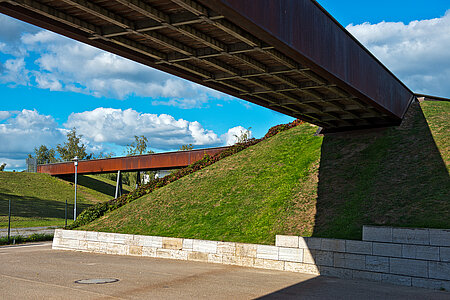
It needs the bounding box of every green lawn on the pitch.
[82,101,449,243]
[82,123,323,244]
[0,172,131,228]
[313,101,449,239]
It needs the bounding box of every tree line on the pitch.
[27,126,251,186]
[0,126,251,172]
[29,128,200,165]
[28,128,153,164]
[27,128,198,187]
[28,128,93,164]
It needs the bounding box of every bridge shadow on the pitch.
[0,192,90,220]
[59,174,131,198]
[77,175,126,197]
[312,101,450,239]
[256,274,448,299]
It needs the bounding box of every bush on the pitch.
[0,233,54,245]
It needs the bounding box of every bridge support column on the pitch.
[115,170,122,199]
[136,171,141,189]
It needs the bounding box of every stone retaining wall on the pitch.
[53,226,450,291]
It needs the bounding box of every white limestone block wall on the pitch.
[52,226,450,291]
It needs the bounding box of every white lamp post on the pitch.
[72,156,78,221]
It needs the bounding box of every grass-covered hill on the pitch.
[0,172,131,228]
[81,101,449,244]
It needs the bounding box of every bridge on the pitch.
[37,146,228,175]
[37,146,228,197]
[0,0,415,132]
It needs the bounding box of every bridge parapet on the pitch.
[37,146,228,176]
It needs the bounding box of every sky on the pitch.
[0,1,449,170]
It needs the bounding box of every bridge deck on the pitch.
[37,146,228,175]
[0,0,414,132]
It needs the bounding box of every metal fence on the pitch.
[26,158,37,173]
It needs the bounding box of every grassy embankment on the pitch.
[81,101,449,244]
[0,172,132,228]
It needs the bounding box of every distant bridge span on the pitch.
[37,146,228,175]
[0,0,415,132]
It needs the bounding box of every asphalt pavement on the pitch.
[0,242,448,299]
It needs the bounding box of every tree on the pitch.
[94,152,115,159]
[28,145,57,164]
[125,135,154,156]
[124,135,155,188]
[0,163,6,171]
[179,144,194,151]
[57,128,92,161]
[234,127,252,144]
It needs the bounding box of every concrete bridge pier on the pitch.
[115,170,123,199]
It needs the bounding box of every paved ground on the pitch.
[0,242,448,300]
[0,226,56,238]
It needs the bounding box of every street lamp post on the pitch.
[72,156,78,221]
[7,198,11,244]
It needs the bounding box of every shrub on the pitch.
[0,233,54,245]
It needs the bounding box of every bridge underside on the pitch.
[0,0,414,132]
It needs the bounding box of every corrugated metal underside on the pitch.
[0,0,414,131]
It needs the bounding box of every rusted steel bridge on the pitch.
[1,0,415,132]
[37,146,227,175]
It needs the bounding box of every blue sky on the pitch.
[318,0,450,25]
[1,1,449,170]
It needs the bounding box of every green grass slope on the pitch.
[82,101,449,243]
[313,101,449,239]
[0,172,131,228]
[77,174,132,203]
[82,122,322,244]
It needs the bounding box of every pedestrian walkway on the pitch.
[0,242,447,299]
[0,226,56,238]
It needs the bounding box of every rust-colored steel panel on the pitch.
[37,147,228,176]
[203,0,413,119]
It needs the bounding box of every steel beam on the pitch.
[37,147,229,176]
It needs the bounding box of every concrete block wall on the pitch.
[53,226,450,291]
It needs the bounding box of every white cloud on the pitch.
[0,57,30,86]
[0,109,65,160]
[0,158,25,170]
[0,111,11,120]
[0,15,231,108]
[347,10,450,97]
[0,14,38,56]
[221,126,252,146]
[0,107,250,170]
[64,108,222,150]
